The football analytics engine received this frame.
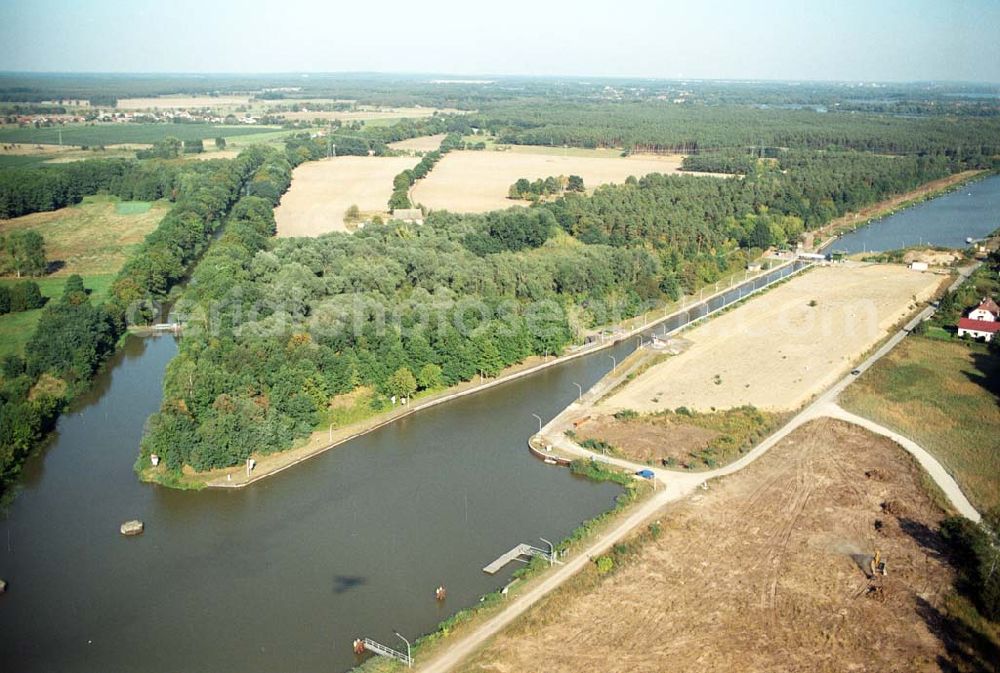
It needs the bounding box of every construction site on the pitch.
[459,419,968,673]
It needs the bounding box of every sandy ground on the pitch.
[903,248,962,266]
[388,133,447,153]
[116,96,251,109]
[602,264,943,413]
[411,150,698,213]
[274,156,420,237]
[460,419,956,673]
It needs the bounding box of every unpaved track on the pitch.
[416,264,981,673]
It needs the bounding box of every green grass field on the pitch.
[841,336,1000,512]
[114,201,152,215]
[0,274,114,358]
[0,123,279,147]
[0,154,54,169]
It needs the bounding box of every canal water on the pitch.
[0,261,799,672]
[823,173,1000,254]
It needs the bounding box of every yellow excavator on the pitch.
[870,550,887,577]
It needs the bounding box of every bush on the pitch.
[4,281,45,313]
[613,408,639,421]
[595,555,615,575]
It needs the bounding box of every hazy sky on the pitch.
[2,0,998,82]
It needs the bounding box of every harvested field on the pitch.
[116,95,251,109]
[602,264,943,414]
[0,196,167,276]
[387,133,447,153]
[411,149,702,213]
[277,107,461,123]
[274,156,420,237]
[460,419,965,673]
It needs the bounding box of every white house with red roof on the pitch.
[957,296,1000,342]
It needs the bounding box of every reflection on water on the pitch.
[824,174,1000,254]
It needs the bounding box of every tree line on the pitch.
[508,174,584,200]
[470,102,1000,167]
[0,158,181,219]
[388,133,463,210]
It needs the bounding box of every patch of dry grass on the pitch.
[0,196,167,276]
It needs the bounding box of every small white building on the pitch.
[908,261,929,271]
[391,208,424,225]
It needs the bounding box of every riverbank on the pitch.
[145,260,801,489]
[811,169,988,251]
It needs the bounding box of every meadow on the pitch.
[0,196,166,356]
[841,335,1000,512]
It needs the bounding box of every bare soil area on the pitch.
[274,156,420,237]
[411,150,701,213]
[602,264,943,413]
[460,419,961,673]
[576,415,719,463]
[903,249,962,266]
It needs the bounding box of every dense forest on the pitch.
[474,103,1000,163]
[139,143,957,473]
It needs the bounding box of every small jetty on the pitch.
[483,543,560,574]
[354,638,413,668]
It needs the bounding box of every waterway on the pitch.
[823,173,1000,254]
[0,260,803,673]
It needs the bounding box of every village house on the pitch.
[957,296,1000,342]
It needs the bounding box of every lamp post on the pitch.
[393,631,412,668]
[329,423,334,443]
[531,413,542,433]
[572,382,582,401]
[607,354,617,371]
